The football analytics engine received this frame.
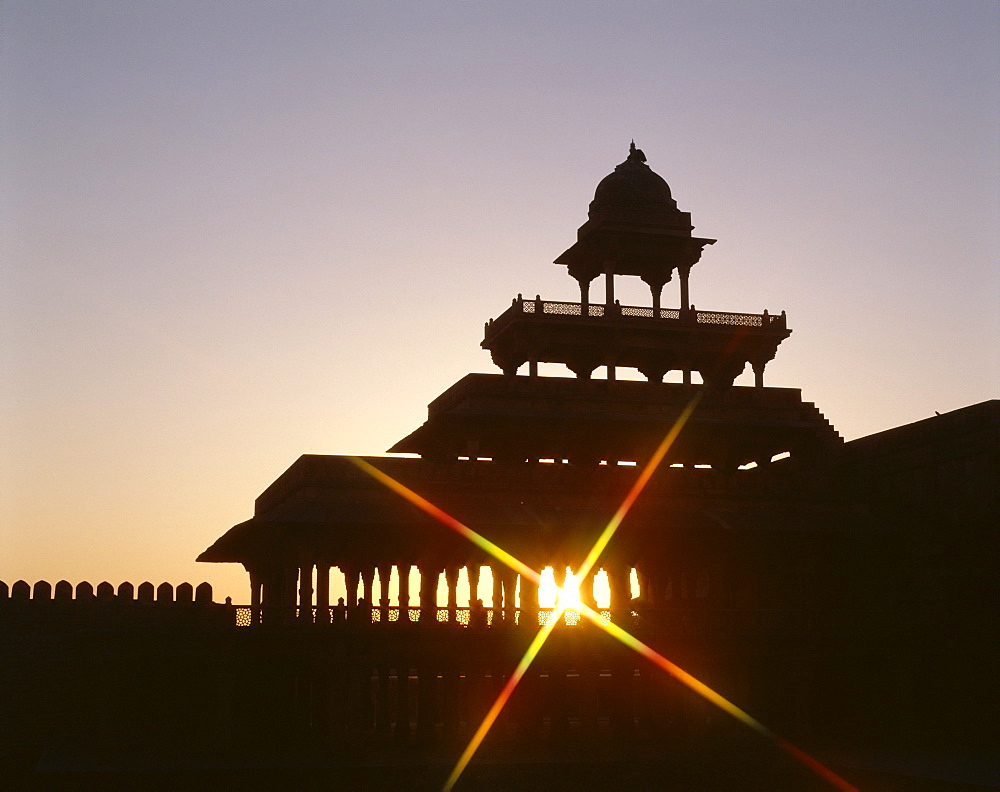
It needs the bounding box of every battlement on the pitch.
[0,578,230,628]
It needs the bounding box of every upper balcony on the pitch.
[482,295,790,387]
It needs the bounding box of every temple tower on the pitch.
[393,144,836,469]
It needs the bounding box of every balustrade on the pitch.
[486,295,782,336]
[233,605,616,628]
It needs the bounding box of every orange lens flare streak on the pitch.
[348,430,855,792]
[442,609,565,792]
[346,456,539,584]
[575,603,856,791]
[577,390,702,582]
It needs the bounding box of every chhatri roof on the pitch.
[589,141,678,217]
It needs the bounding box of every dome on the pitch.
[589,142,678,218]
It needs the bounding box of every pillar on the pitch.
[555,565,569,620]
[361,568,374,624]
[605,266,615,308]
[419,566,439,624]
[752,359,765,388]
[492,566,503,625]
[398,564,411,623]
[259,568,281,625]
[635,567,648,603]
[644,570,662,613]
[344,568,360,621]
[378,564,392,623]
[249,569,262,625]
[316,562,330,624]
[580,278,590,315]
[501,569,518,625]
[299,562,314,623]
[445,566,459,623]
[468,563,481,608]
[607,563,632,625]
[649,280,664,316]
[520,573,539,628]
[679,264,691,314]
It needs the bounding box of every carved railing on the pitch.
[233,605,614,628]
[233,605,810,633]
[486,295,784,336]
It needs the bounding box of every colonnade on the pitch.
[244,559,728,626]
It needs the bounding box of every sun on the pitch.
[538,566,583,610]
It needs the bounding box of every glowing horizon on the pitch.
[3,2,997,604]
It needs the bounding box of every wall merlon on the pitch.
[0,579,218,607]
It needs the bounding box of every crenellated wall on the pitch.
[0,578,228,630]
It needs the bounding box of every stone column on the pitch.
[361,567,375,607]
[607,563,632,625]
[445,566,459,623]
[343,568,360,622]
[299,562,314,623]
[491,566,504,625]
[259,568,280,624]
[419,566,439,624]
[378,564,392,624]
[646,279,664,316]
[644,570,662,614]
[555,565,569,622]
[501,569,518,625]
[468,563,481,608]
[635,567,648,603]
[316,562,330,624]
[679,264,691,315]
[249,569,262,625]
[520,573,539,628]
[398,564,411,624]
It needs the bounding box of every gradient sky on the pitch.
[3,2,998,602]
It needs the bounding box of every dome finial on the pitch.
[628,140,646,163]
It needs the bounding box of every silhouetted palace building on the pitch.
[2,146,997,790]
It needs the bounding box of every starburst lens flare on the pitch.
[539,567,583,610]
[575,602,857,792]
[346,394,857,792]
[442,609,565,792]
